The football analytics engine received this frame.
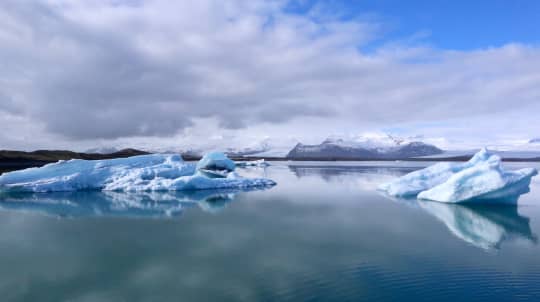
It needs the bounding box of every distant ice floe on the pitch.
[235,159,270,168]
[379,148,538,204]
[0,152,275,193]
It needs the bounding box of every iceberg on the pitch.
[235,159,270,168]
[379,148,538,203]
[0,153,275,193]
[196,152,236,172]
[196,151,236,178]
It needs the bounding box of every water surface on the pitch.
[0,161,539,301]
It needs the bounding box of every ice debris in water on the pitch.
[0,153,275,193]
[235,159,270,168]
[196,152,236,172]
[379,148,538,204]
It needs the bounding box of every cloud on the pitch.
[0,0,539,148]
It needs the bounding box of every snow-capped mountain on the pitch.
[287,134,443,159]
[85,147,120,154]
[224,138,273,156]
[143,136,299,158]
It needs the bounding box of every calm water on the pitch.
[1,161,540,301]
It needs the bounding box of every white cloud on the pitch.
[0,0,539,150]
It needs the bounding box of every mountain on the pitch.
[224,138,272,157]
[286,135,443,160]
[229,137,300,158]
[0,149,150,173]
[175,137,299,158]
[85,147,120,154]
[0,148,149,162]
[530,138,540,144]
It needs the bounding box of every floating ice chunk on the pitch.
[378,149,492,197]
[418,157,537,204]
[379,148,538,203]
[196,152,236,172]
[0,153,275,193]
[235,159,270,168]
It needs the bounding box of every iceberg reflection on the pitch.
[416,200,537,250]
[0,187,270,218]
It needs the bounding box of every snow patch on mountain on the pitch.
[287,133,443,159]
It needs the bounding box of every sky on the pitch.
[0,0,539,152]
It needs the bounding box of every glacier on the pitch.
[379,148,538,204]
[0,153,275,193]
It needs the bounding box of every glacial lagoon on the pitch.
[0,161,539,301]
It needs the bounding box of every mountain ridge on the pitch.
[286,139,443,160]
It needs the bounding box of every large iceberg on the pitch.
[379,148,538,204]
[0,153,275,193]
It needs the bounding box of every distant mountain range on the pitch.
[224,137,300,158]
[0,149,149,173]
[0,148,148,162]
[2,136,540,174]
[286,135,443,160]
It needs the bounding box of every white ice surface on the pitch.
[196,151,236,171]
[379,148,538,203]
[0,154,275,192]
[235,159,270,167]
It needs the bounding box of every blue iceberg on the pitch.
[0,153,275,193]
[197,152,236,172]
[379,148,538,204]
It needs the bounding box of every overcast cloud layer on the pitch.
[0,0,539,151]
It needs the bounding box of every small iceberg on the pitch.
[197,152,236,178]
[235,159,270,168]
[0,152,276,193]
[379,148,538,204]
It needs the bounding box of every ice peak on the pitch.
[469,147,492,163]
[379,148,538,204]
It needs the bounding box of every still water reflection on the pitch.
[0,162,539,301]
[0,188,270,218]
